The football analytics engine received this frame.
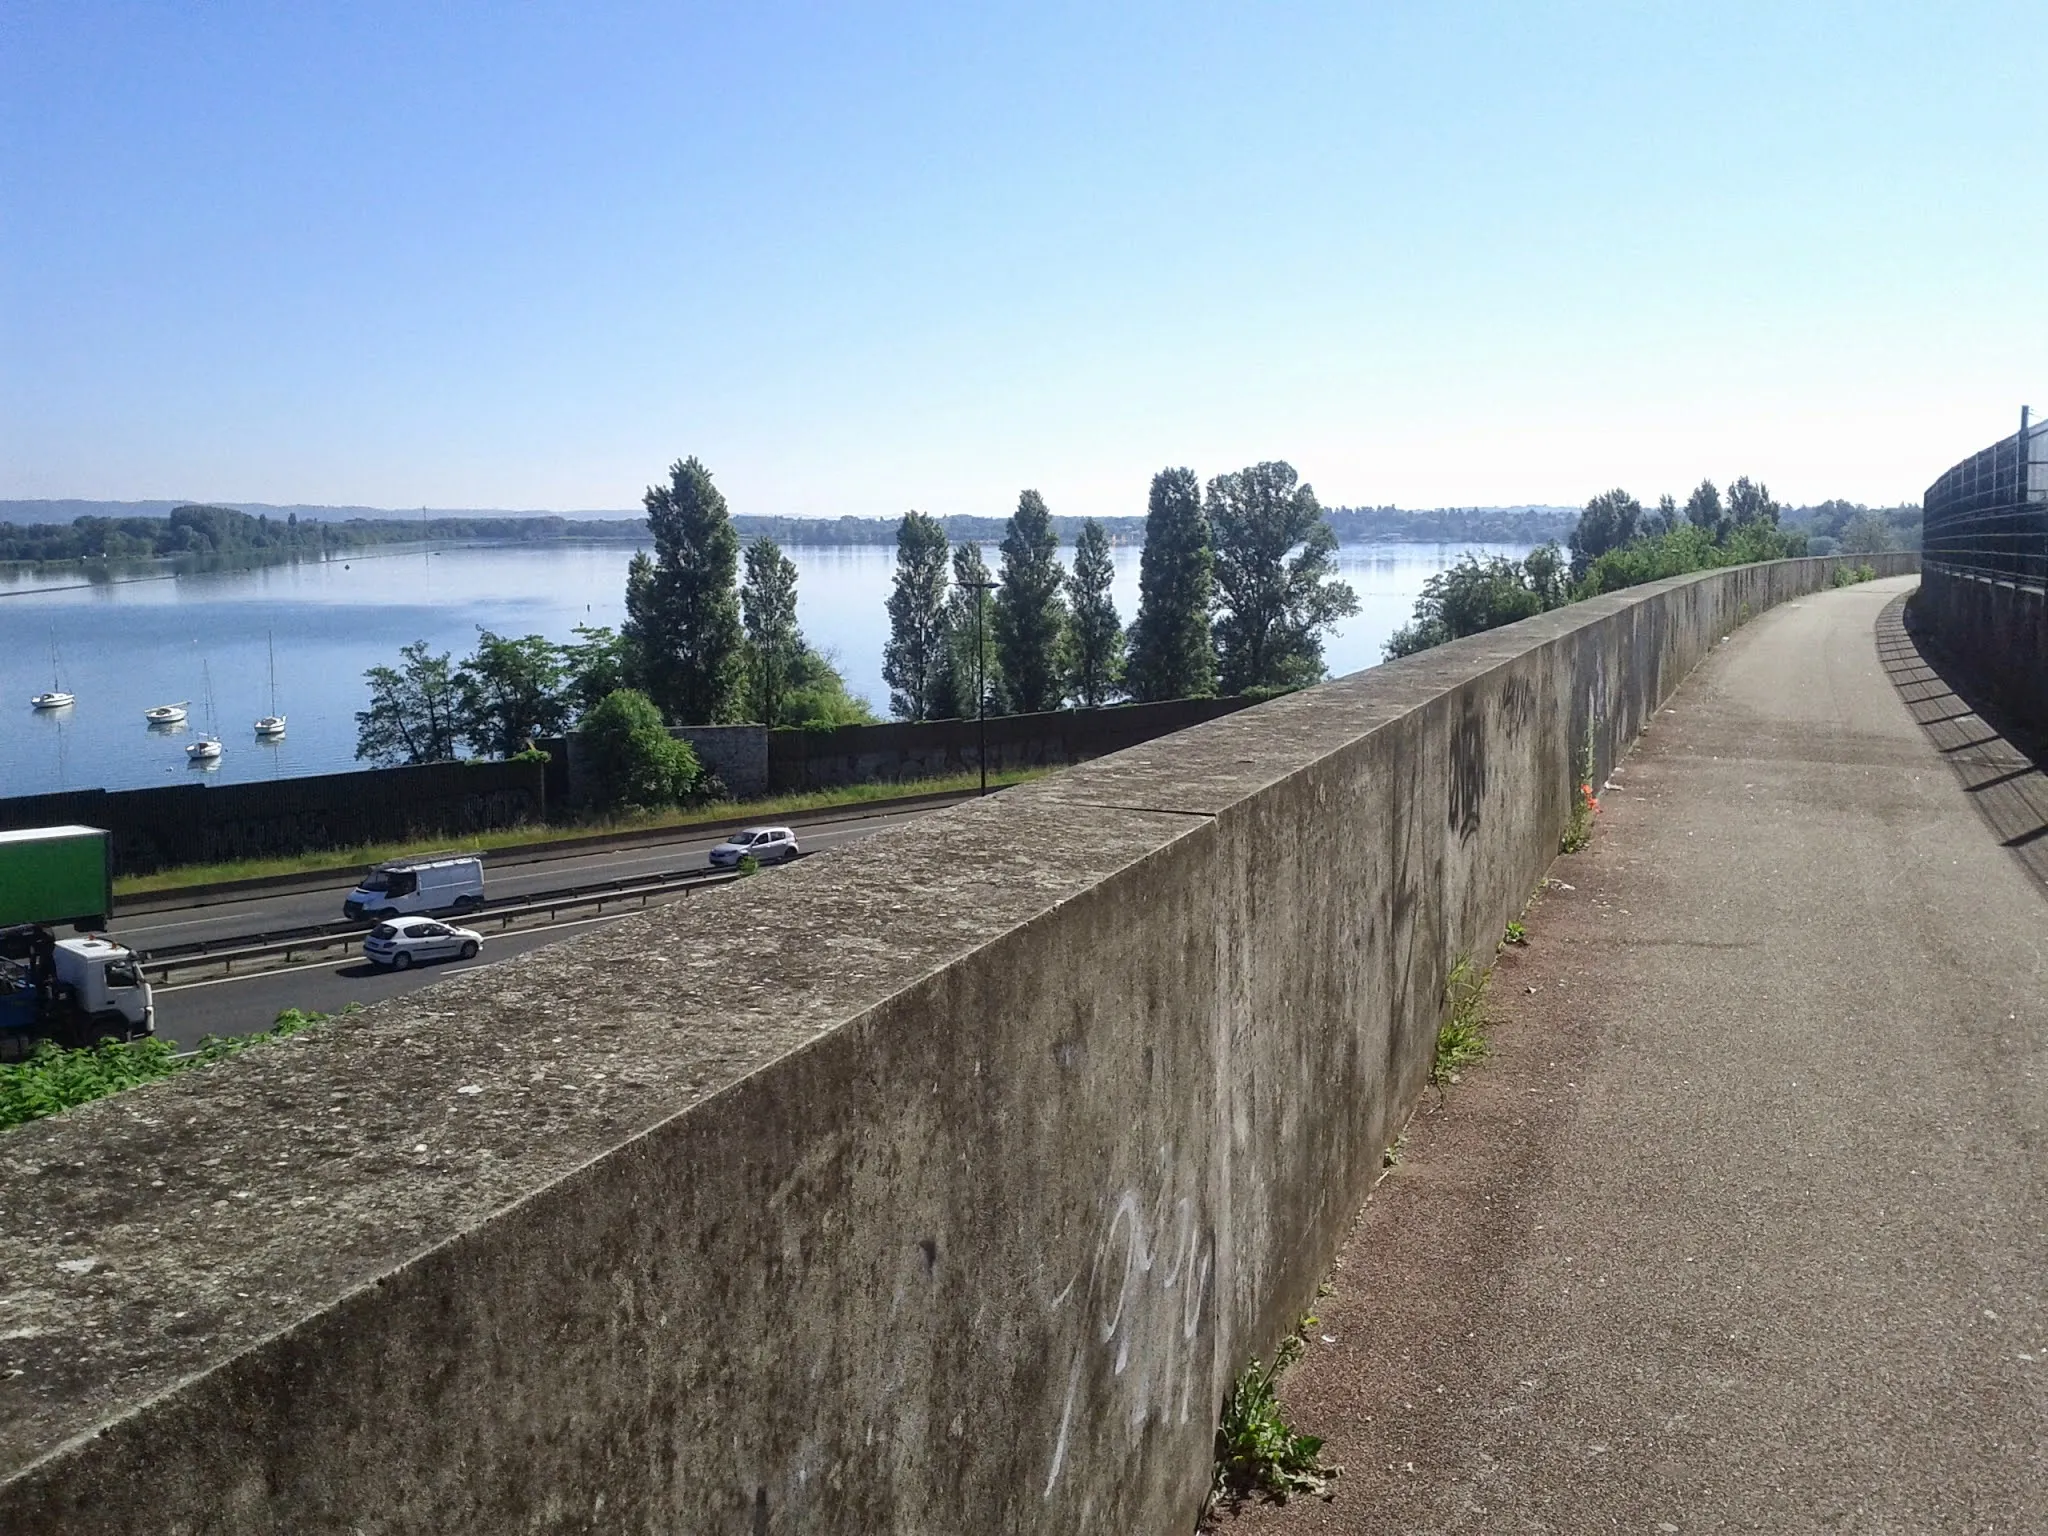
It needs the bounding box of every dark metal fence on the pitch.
[1923,409,2048,586]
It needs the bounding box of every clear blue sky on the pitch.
[3,2,2041,517]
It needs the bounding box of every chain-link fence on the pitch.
[1922,410,2048,586]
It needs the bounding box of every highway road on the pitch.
[136,800,947,1046]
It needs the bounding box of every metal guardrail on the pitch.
[138,865,745,983]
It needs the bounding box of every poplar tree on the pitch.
[1126,467,1217,700]
[994,489,1068,714]
[882,512,951,720]
[939,540,1001,720]
[740,536,802,726]
[1209,461,1359,694]
[623,456,743,724]
[1063,519,1124,707]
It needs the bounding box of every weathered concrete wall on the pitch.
[1917,566,2048,728]
[675,724,773,798]
[0,554,1914,1534]
[765,695,1258,792]
[0,758,546,876]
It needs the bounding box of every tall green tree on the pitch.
[1208,462,1359,694]
[1726,475,1780,529]
[938,540,1000,720]
[1647,493,1681,537]
[1568,489,1643,579]
[994,489,1069,713]
[561,624,629,718]
[1684,479,1727,539]
[458,630,572,758]
[355,641,464,766]
[1126,467,1217,701]
[1063,519,1124,707]
[882,511,952,720]
[739,536,802,727]
[622,456,743,724]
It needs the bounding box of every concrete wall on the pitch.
[1917,566,2048,728]
[0,758,546,876]
[765,695,1258,792]
[0,554,1915,1534]
[677,724,772,799]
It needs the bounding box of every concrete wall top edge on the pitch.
[0,794,1207,1474]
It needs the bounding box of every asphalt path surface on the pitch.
[1221,577,2048,1533]
[139,803,940,1045]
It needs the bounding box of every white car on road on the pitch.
[363,916,483,970]
[708,826,801,867]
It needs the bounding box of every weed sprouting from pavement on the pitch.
[1432,957,1488,1086]
[1208,1321,1337,1511]
[1561,720,1600,853]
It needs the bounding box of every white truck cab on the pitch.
[52,936,155,1036]
[343,855,486,921]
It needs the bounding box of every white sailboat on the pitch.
[30,640,73,709]
[254,632,286,737]
[145,701,189,726]
[186,662,224,764]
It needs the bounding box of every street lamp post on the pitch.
[962,577,996,795]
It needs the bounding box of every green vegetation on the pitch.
[1210,462,1360,694]
[1388,472,1811,660]
[1127,466,1217,701]
[1209,1322,1336,1509]
[939,540,1001,720]
[1385,545,1571,657]
[882,511,954,721]
[1062,519,1125,708]
[1831,562,1879,587]
[1,1006,348,1131]
[0,504,605,564]
[1561,724,1600,854]
[1432,957,1488,1085]
[995,489,1071,714]
[1503,919,1527,946]
[576,688,707,810]
[625,456,746,726]
[111,768,1051,897]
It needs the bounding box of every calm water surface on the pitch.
[0,540,1528,797]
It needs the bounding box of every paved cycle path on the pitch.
[1222,576,2048,1534]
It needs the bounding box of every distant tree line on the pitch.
[1385,475,1816,658]
[879,461,1360,721]
[0,504,638,563]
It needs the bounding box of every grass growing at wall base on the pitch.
[1208,1324,1337,1511]
[0,1006,353,1130]
[1431,957,1489,1085]
[112,768,1050,897]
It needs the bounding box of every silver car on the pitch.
[708,826,801,867]
[363,916,483,970]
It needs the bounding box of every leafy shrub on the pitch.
[576,688,704,811]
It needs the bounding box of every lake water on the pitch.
[0,540,1528,797]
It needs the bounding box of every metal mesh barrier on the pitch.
[1923,410,2048,587]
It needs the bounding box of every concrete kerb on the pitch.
[0,552,1917,1534]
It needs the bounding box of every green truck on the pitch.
[0,825,154,1059]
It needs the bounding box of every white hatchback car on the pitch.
[708,826,801,867]
[363,916,483,970]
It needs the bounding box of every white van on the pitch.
[343,855,486,921]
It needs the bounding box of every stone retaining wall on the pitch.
[0,554,1915,1533]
